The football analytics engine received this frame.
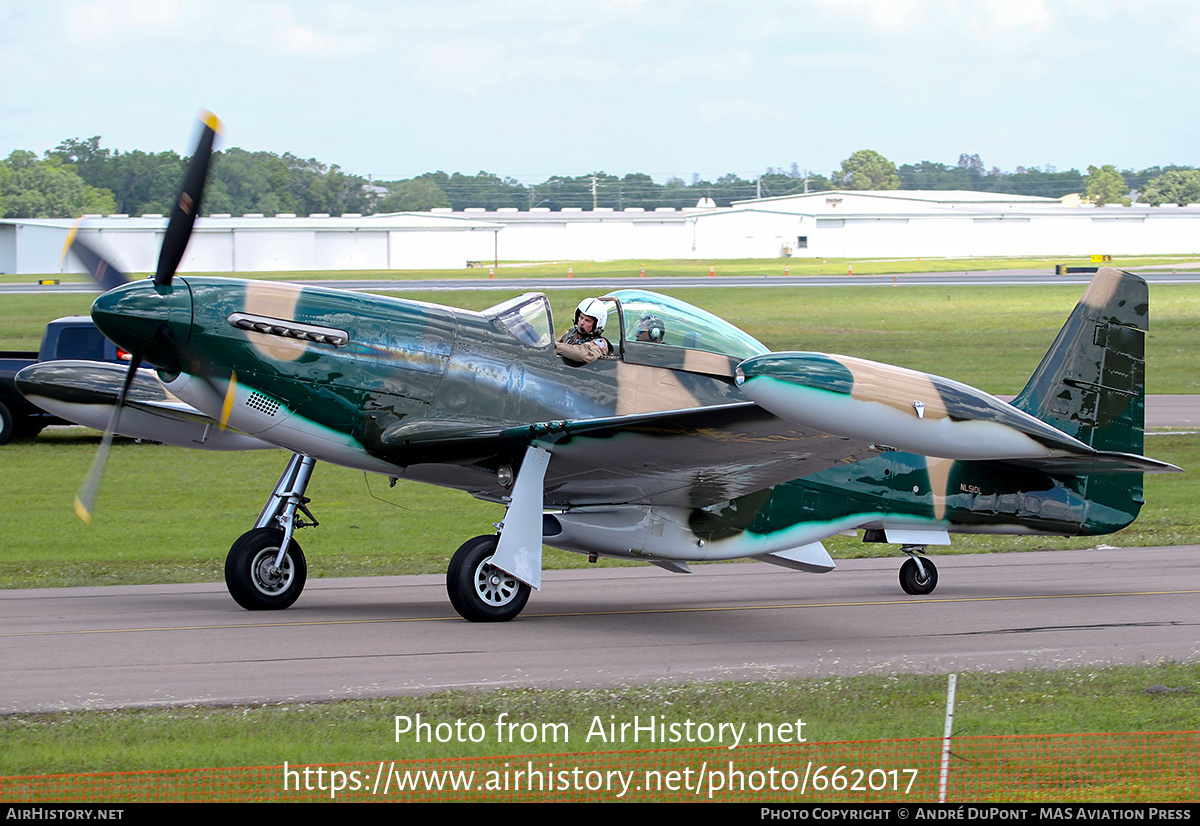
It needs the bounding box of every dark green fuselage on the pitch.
[91,274,1150,557]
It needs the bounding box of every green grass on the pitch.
[2,276,1197,589]
[1,663,1196,775]
[4,253,1197,286]
[0,430,1194,589]
[8,281,1199,393]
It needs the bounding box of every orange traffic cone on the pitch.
[709,265,716,277]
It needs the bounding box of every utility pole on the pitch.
[592,174,598,210]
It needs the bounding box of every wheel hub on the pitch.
[251,548,293,595]
[475,557,519,606]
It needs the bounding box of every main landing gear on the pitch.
[446,535,531,622]
[898,545,938,595]
[225,453,317,610]
[222,451,537,620]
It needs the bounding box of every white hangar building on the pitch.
[691,190,1200,260]
[0,212,504,275]
[3,190,1199,275]
[463,191,1200,262]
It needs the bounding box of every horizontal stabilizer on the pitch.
[1003,451,1182,475]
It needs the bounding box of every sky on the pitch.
[2,0,1198,186]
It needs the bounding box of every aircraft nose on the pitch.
[91,278,194,371]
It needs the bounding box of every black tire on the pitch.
[0,400,14,446]
[899,556,938,595]
[446,535,531,622]
[225,527,307,610]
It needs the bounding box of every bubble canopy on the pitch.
[607,289,769,360]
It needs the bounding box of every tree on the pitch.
[833,150,900,190]
[206,148,297,216]
[1085,164,1129,205]
[957,153,984,173]
[423,171,528,210]
[48,136,112,188]
[978,166,1085,198]
[376,178,450,212]
[898,161,973,190]
[0,150,116,218]
[1140,169,1200,206]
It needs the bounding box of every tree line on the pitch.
[2,138,1198,220]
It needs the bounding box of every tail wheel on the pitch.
[899,556,938,595]
[446,535,531,622]
[225,527,307,610]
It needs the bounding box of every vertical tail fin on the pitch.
[1012,268,1153,533]
[1011,268,1147,456]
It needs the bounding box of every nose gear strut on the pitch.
[224,452,319,610]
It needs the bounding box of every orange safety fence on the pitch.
[2,731,1196,803]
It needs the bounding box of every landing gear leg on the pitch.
[225,453,319,610]
[898,545,938,595]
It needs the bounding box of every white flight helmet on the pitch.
[574,297,608,335]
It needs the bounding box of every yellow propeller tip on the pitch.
[200,110,224,135]
[73,496,93,525]
[219,371,237,432]
[61,220,81,262]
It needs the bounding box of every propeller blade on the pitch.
[74,353,143,524]
[156,323,238,427]
[219,371,238,431]
[154,111,222,287]
[63,223,130,293]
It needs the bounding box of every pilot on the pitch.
[556,298,611,364]
[634,314,666,343]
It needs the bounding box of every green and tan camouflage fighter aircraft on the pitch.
[18,115,1181,622]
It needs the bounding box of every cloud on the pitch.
[61,0,210,44]
[694,97,788,127]
[808,0,935,32]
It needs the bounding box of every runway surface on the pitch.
[3,545,1197,713]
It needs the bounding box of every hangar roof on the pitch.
[733,189,1066,213]
[0,212,504,233]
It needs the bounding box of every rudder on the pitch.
[1010,268,1148,456]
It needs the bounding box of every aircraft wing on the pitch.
[421,403,886,509]
[535,403,887,508]
[14,360,271,450]
[390,396,1180,513]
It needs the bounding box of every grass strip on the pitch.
[1,663,1196,775]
